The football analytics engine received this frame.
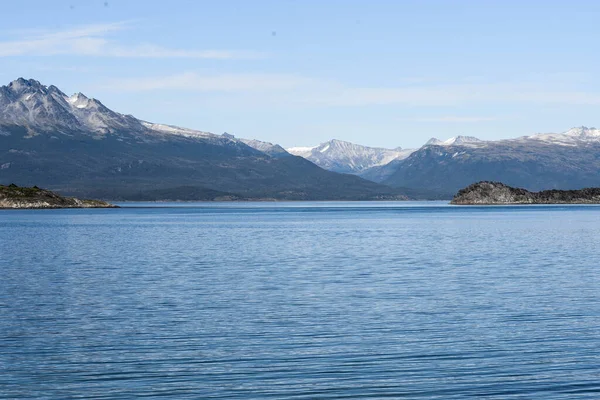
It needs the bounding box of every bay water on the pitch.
[1,202,600,398]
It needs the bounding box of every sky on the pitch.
[2,0,600,148]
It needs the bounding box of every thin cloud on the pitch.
[0,22,262,59]
[99,72,600,108]
[313,83,600,107]
[410,116,499,123]
[103,72,315,92]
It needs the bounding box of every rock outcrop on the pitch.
[451,181,600,205]
[0,184,118,209]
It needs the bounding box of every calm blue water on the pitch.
[1,202,600,399]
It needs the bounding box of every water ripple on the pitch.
[1,203,600,399]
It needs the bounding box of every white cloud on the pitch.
[312,83,600,107]
[99,72,600,108]
[103,72,315,92]
[0,22,262,59]
[409,116,499,123]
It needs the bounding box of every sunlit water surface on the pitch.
[2,202,600,399]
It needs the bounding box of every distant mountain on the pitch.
[237,137,290,158]
[0,80,145,136]
[0,78,405,200]
[523,126,600,146]
[7,78,596,200]
[425,135,483,146]
[287,139,415,174]
[378,127,600,197]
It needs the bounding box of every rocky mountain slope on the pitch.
[237,137,290,158]
[0,184,117,209]
[424,136,483,146]
[289,128,600,198]
[0,78,405,201]
[451,181,600,204]
[377,127,600,197]
[287,139,414,174]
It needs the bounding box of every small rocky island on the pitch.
[451,181,600,205]
[0,184,118,209]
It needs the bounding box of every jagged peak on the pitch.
[329,138,351,145]
[11,77,42,86]
[0,78,133,133]
[314,139,345,153]
[47,85,67,97]
[287,138,414,174]
[425,135,482,146]
[324,139,353,149]
[564,126,600,136]
[527,126,600,144]
[7,78,44,93]
[425,138,443,145]
[238,137,290,157]
[452,135,482,144]
[67,92,93,109]
[70,92,89,100]
[289,139,406,154]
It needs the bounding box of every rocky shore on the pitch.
[451,181,600,205]
[0,184,118,209]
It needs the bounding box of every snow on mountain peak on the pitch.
[287,139,415,174]
[68,93,91,109]
[526,126,600,146]
[426,136,482,146]
[238,138,289,157]
[0,78,151,135]
[286,145,316,158]
[426,138,444,146]
[0,78,249,144]
[140,122,215,139]
[7,78,44,94]
[451,135,483,145]
[564,126,600,138]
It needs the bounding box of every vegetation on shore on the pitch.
[0,184,118,209]
[451,181,600,205]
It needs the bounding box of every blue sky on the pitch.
[2,0,600,148]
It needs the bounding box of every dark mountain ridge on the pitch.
[287,128,600,198]
[0,78,405,200]
[381,131,600,196]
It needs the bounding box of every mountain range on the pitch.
[0,78,405,200]
[2,77,600,200]
[289,128,600,197]
[287,140,414,174]
[381,127,600,196]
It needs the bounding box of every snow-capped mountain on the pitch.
[0,78,301,152]
[287,139,415,174]
[236,137,290,158]
[0,78,146,135]
[522,126,600,146]
[5,77,600,199]
[378,126,600,196]
[0,78,224,142]
[140,122,215,139]
[0,78,401,201]
[425,135,483,147]
[425,128,600,149]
